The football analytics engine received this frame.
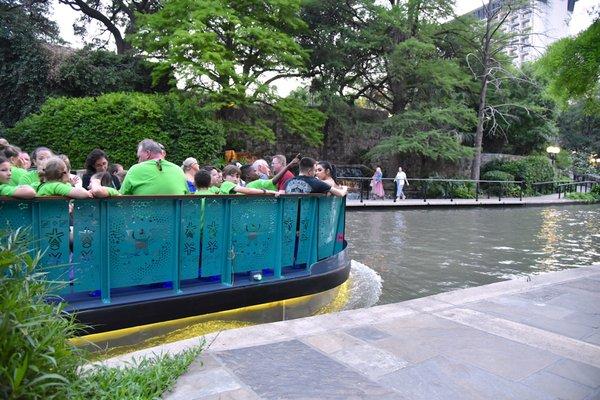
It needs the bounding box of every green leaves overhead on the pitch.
[135,0,308,104]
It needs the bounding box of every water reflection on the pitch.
[346,205,600,304]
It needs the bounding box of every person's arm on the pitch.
[234,186,278,195]
[12,186,36,199]
[272,154,300,185]
[68,187,93,199]
[405,176,409,186]
[329,185,348,197]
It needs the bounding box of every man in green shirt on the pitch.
[120,139,188,195]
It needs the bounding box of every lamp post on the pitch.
[546,145,560,166]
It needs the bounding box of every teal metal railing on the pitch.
[0,194,346,303]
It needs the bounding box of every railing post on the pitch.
[422,181,427,202]
[360,179,364,203]
[499,182,502,201]
[519,181,523,201]
[476,181,479,201]
[449,181,453,202]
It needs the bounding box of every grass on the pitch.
[0,229,201,399]
[69,347,202,400]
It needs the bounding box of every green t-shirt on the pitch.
[218,180,237,195]
[194,189,214,195]
[209,186,220,194]
[246,179,276,191]
[120,159,188,195]
[0,183,17,196]
[36,181,73,197]
[104,187,120,197]
[9,166,27,186]
[19,170,40,188]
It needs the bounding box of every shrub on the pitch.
[480,155,555,195]
[481,170,520,197]
[450,182,476,199]
[0,229,83,399]
[8,92,226,168]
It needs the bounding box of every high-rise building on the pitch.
[471,0,578,66]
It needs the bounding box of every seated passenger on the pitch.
[182,157,200,193]
[285,157,348,197]
[245,154,301,191]
[0,144,27,186]
[57,154,82,188]
[89,172,121,198]
[17,151,31,170]
[219,165,278,195]
[251,159,271,180]
[120,139,188,195]
[193,170,214,195]
[315,161,338,188]
[36,157,91,199]
[18,147,53,190]
[0,156,36,198]
[82,149,121,190]
[201,165,222,194]
[109,163,126,184]
[271,154,295,191]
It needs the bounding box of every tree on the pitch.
[133,0,325,144]
[557,101,600,152]
[536,18,600,113]
[0,0,59,127]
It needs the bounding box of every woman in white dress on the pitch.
[394,166,409,200]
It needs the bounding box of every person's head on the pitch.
[193,169,212,189]
[202,165,222,186]
[0,138,9,147]
[316,161,336,182]
[271,155,286,174]
[1,144,20,161]
[57,154,71,172]
[398,166,403,172]
[90,171,113,188]
[136,139,164,163]
[17,152,31,170]
[109,163,124,176]
[31,147,53,168]
[299,157,317,176]
[222,164,241,184]
[41,156,69,183]
[0,156,11,183]
[252,159,270,177]
[181,157,199,174]
[376,166,382,173]
[84,149,109,173]
[240,164,259,183]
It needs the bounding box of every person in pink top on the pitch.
[271,154,294,192]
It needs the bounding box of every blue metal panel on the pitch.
[180,198,201,280]
[229,197,279,273]
[106,199,174,288]
[72,201,102,292]
[37,200,72,289]
[280,197,298,267]
[0,200,33,234]
[334,198,346,254]
[201,197,227,278]
[295,197,317,267]
[317,197,340,260]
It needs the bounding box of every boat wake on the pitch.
[343,260,383,310]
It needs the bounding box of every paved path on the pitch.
[102,265,600,399]
[346,194,589,208]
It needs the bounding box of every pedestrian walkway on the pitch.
[346,194,590,208]
[101,264,600,399]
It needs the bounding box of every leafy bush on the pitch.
[480,155,555,194]
[481,170,520,197]
[8,92,226,168]
[565,192,599,202]
[0,229,83,399]
[450,182,476,199]
[481,170,514,182]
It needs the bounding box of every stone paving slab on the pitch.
[99,264,600,399]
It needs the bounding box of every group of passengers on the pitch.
[0,138,348,200]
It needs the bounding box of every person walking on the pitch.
[394,166,409,200]
[370,167,385,199]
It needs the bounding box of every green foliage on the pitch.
[481,170,520,196]
[52,48,172,97]
[0,0,58,128]
[8,92,226,168]
[450,182,476,199]
[554,150,572,171]
[69,347,202,400]
[274,97,326,146]
[557,101,600,152]
[0,229,83,399]
[481,170,515,182]
[565,192,600,202]
[481,155,555,194]
[536,19,600,113]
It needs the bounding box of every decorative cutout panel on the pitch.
[72,201,101,292]
[318,197,340,260]
[200,197,227,277]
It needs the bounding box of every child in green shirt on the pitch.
[36,157,92,199]
[219,165,278,195]
[0,156,36,198]
[89,172,121,198]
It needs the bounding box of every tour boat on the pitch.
[0,194,349,333]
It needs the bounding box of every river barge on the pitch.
[0,194,348,333]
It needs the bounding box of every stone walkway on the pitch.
[101,264,600,399]
[346,194,589,208]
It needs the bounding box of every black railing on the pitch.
[337,177,525,203]
[557,181,598,198]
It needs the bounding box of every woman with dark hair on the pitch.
[315,161,338,188]
[82,149,121,190]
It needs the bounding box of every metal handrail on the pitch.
[556,180,598,199]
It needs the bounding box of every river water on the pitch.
[346,204,600,305]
